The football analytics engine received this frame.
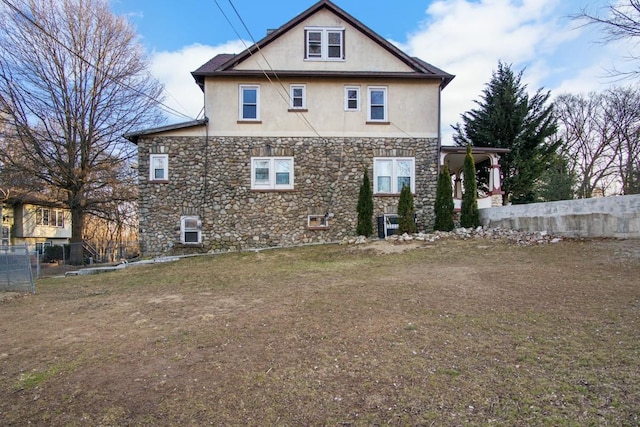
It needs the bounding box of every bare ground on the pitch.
[1,237,639,426]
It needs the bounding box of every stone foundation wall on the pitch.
[137,136,439,256]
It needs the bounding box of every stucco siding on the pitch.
[234,9,415,73]
[205,77,440,137]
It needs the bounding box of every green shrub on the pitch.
[397,184,417,234]
[434,163,455,231]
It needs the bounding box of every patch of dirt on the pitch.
[0,238,639,426]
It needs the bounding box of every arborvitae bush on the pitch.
[356,168,373,236]
[434,163,455,231]
[460,144,480,228]
[397,183,417,234]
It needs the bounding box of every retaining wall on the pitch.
[479,194,640,238]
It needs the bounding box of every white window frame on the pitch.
[344,86,360,111]
[367,86,388,122]
[373,157,415,194]
[239,85,260,121]
[180,215,202,245]
[304,27,345,61]
[251,157,294,190]
[289,84,306,109]
[149,154,168,181]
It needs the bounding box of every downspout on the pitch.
[437,77,444,175]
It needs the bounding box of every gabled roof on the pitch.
[124,119,207,144]
[192,0,454,89]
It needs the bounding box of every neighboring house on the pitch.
[126,0,454,256]
[1,196,71,251]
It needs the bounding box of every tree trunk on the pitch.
[69,204,85,265]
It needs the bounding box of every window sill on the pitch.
[178,242,203,247]
[288,108,308,112]
[237,120,262,124]
[374,193,416,197]
[149,180,169,184]
[307,226,329,230]
[366,121,390,125]
[251,189,296,192]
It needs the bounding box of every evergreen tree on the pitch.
[452,61,559,205]
[434,163,455,231]
[460,145,480,228]
[535,152,575,201]
[397,184,417,234]
[356,168,373,236]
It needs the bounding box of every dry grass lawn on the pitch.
[1,237,639,426]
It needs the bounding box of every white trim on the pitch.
[367,86,388,122]
[239,84,260,121]
[149,153,168,181]
[180,215,202,244]
[251,157,295,190]
[373,157,415,194]
[304,26,345,61]
[289,84,307,109]
[344,86,360,111]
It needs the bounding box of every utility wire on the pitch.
[1,0,195,122]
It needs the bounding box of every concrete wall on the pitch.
[479,194,640,238]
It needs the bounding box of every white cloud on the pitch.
[150,40,247,122]
[402,0,627,144]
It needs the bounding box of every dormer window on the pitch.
[305,27,344,60]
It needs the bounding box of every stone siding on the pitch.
[137,136,439,256]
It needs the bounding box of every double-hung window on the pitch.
[368,86,388,122]
[239,85,260,121]
[36,208,65,227]
[344,86,360,111]
[305,27,345,60]
[289,84,306,110]
[373,158,415,194]
[251,157,294,190]
[149,154,168,181]
[180,216,202,244]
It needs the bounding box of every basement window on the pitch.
[307,215,329,229]
[180,216,202,244]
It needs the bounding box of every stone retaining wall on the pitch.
[479,194,640,238]
[137,136,439,256]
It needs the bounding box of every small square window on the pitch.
[180,216,201,245]
[345,86,360,111]
[150,154,168,182]
[290,84,306,109]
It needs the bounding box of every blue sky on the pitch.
[112,0,634,143]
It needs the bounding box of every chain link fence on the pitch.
[0,244,35,293]
[33,240,139,278]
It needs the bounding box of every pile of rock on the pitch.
[344,227,563,246]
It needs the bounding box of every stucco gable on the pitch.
[192,0,453,87]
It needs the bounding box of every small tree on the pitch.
[397,184,417,234]
[434,163,455,231]
[460,144,480,228]
[356,168,373,237]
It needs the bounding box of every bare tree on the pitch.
[554,92,618,198]
[555,87,640,197]
[0,0,164,263]
[603,86,640,194]
[574,1,640,78]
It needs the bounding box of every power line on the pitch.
[0,0,194,122]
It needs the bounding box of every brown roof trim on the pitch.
[204,70,452,80]
[191,0,454,88]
